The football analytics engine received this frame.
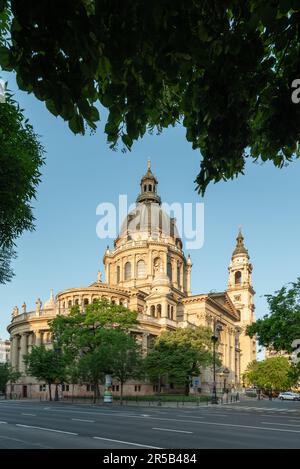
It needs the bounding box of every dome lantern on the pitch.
[136,160,161,205]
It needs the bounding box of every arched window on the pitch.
[119,300,123,306]
[93,298,98,303]
[157,304,162,318]
[75,299,79,305]
[117,265,120,283]
[124,262,131,280]
[144,184,147,192]
[167,305,170,318]
[167,258,172,281]
[150,305,155,317]
[171,306,174,320]
[149,184,152,191]
[235,271,242,285]
[84,298,89,306]
[137,260,146,278]
[68,300,72,308]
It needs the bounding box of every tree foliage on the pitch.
[1,1,300,193]
[50,300,139,401]
[24,345,67,400]
[144,326,215,395]
[105,330,142,402]
[247,278,300,355]
[0,3,44,283]
[0,245,15,283]
[0,362,21,395]
[243,357,298,392]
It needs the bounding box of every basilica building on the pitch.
[7,164,256,398]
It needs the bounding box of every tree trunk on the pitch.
[54,383,59,401]
[158,374,161,394]
[120,382,123,405]
[48,382,52,401]
[93,384,96,404]
[185,378,190,396]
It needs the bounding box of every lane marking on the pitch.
[93,436,161,448]
[261,421,300,428]
[152,427,193,434]
[0,421,7,424]
[177,415,204,419]
[16,424,78,435]
[71,418,95,423]
[21,413,36,416]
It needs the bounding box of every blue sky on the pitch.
[1,72,300,350]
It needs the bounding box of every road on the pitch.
[0,399,300,448]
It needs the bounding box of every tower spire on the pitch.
[232,228,249,258]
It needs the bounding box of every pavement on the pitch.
[0,398,300,448]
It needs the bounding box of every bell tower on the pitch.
[227,229,256,378]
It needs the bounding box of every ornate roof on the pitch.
[232,229,249,258]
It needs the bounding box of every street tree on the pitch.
[50,300,139,402]
[24,346,67,401]
[0,362,21,397]
[0,6,44,283]
[107,330,143,404]
[243,357,298,394]
[144,326,215,395]
[1,1,300,193]
[247,278,300,362]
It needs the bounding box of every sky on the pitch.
[1,72,300,353]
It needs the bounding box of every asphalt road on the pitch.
[0,399,300,448]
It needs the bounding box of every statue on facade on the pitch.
[97,270,102,283]
[12,306,19,317]
[22,302,26,313]
[36,298,42,314]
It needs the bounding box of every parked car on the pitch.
[278,392,300,401]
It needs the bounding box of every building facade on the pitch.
[7,164,256,398]
[0,338,10,364]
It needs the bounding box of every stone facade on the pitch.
[7,164,256,398]
[0,338,10,363]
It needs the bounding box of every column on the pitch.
[19,333,28,373]
[132,254,136,281]
[35,330,41,346]
[107,263,110,284]
[27,333,34,354]
[172,259,177,288]
[11,335,19,370]
[162,301,168,319]
[142,332,149,354]
[180,263,184,291]
[148,250,152,277]
[164,252,168,273]
[187,266,191,295]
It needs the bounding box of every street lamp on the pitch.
[211,323,222,404]
[223,367,230,393]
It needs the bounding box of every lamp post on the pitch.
[211,323,222,404]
